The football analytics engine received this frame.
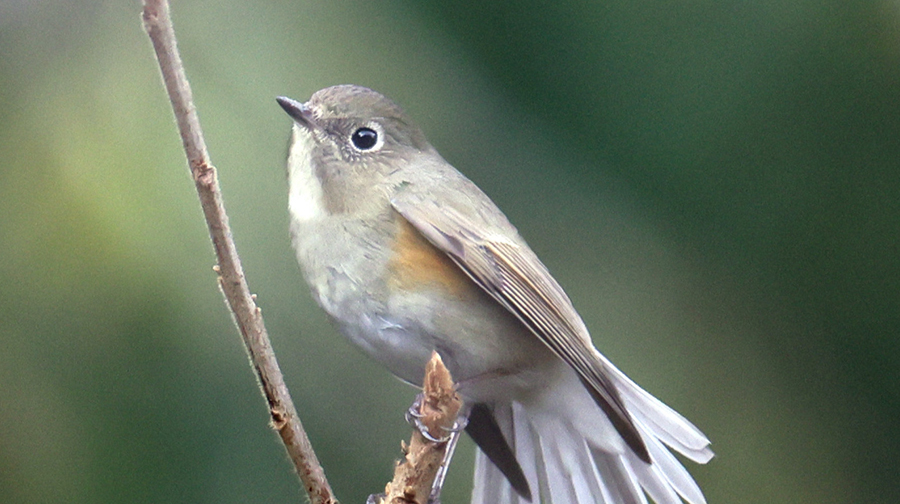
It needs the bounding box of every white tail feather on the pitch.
[598,352,713,463]
[469,364,712,504]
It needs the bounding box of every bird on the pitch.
[277,84,713,504]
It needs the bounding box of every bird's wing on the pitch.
[391,194,651,462]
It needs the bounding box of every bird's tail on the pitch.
[470,361,712,504]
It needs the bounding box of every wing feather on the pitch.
[391,195,650,462]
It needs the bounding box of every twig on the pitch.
[379,353,463,504]
[141,1,337,503]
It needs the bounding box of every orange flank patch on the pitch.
[389,217,474,298]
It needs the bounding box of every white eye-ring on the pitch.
[349,122,384,152]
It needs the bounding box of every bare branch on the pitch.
[141,1,337,502]
[380,353,463,504]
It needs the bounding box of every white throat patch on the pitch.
[287,123,326,222]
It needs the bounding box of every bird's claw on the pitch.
[406,393,468,443]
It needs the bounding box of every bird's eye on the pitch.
[351,127,378,150]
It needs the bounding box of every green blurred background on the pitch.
[1,0,898,502]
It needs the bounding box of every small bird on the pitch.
[278,85,712,504]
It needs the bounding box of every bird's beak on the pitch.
[276,96,317,129]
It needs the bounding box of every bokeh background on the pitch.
[2,0,898,502]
